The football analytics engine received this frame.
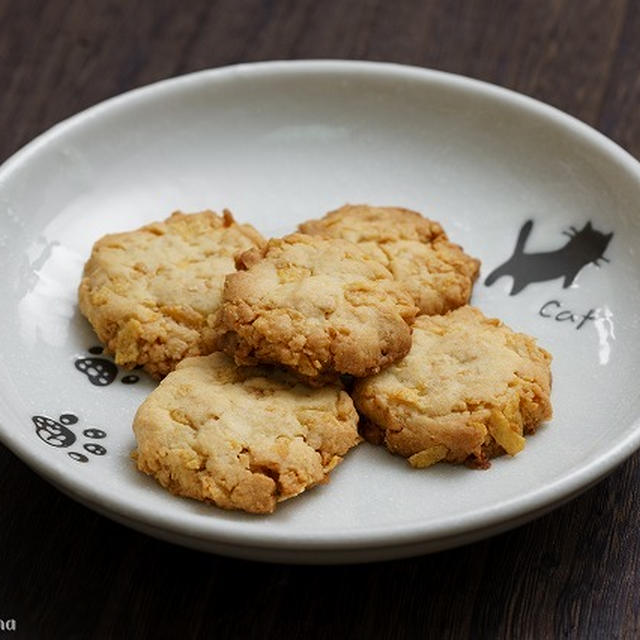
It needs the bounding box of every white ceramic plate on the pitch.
[1,60,639,563]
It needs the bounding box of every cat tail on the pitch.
[484,219,533,287]
[514,219,533,255]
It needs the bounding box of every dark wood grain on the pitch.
[1,1,640,638]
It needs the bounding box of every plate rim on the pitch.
[1,58,640,555]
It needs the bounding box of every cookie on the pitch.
[78,210,265,378]
[352,306,552,468]
[214,233,419,382]
[299,204,481,315]
[133,352,361,514]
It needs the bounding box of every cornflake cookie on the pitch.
[352,306,552,469]
[214,233,418,383]
[133,352,361,514]
[78,210,265,378]
[299,204,481,315]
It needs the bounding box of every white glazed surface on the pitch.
[0,61,639,563]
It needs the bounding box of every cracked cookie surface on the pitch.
[299,204,481,315]
[78,210,265,378]
[352,306,552,468]
[214,233,418,382]
[133,352,361,514]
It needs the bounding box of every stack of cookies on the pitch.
[78,204,552,514]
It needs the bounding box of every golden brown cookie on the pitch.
[78,210,265,378]
[133,352,361,514]
[352,306,552,469]
[214,233,418,383]
[299,204,481,315]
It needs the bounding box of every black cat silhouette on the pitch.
[485,220,613,295]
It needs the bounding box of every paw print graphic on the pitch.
[32,413,108,463]
[74,345,140,387]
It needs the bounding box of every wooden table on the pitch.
[1,1,639,637]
